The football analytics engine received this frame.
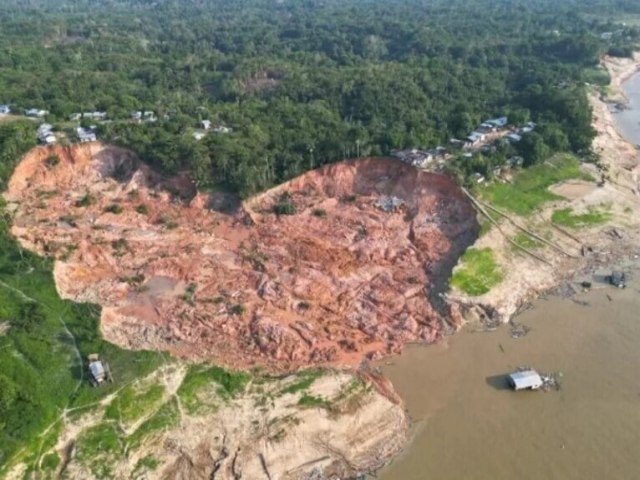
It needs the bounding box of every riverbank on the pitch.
[445,54,640,327]
[380,263,640,479]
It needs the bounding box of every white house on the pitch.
[25,108,48,118]
[471,172,486,184]
[192,131,206,141]
[202,120,212,130]
[0,105,10,115]
[83,111,107,120]
[143,111,157,122]
[37,123,56,144]
[213,125,232,134]
[76,127,97,143]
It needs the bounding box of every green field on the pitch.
[0,122,167,474]
[482,154,593,216]
[551,207,612,228]
[450,248,504,296]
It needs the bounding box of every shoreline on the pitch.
[445,53,640,330]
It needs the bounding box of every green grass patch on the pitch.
[279,369,325,396]
[482,154,591,216]
[133,455,160,476]
[511,231,543,251]
[126,399,179,449]
[104,383,165,424]
[177,365,251,414]
[0,124,167,472]
[298,394,331,409]
[551,207,612,229]
[75,423,123,478]
[450,248,503,296]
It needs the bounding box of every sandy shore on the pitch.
[447,53,640,326]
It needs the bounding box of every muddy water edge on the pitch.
[376,72,640,479]
[377,266,640,480]
[614,71,640,145]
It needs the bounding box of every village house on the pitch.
[202,120,212,130]
[466,131,486,145]
[0,105,10,115]
[518,121,537,134]
[392,149,434,168]
[25,108,48,118]
[507,133,522,143]
[76,127,97,143]
[213,125,231,133]
[69,113,82,121]
[471,172,486,184]
[192,131,206,141]
[143,111,157,122]
[83,111,107,121]
[485,117,508,128]
[37,123,56,145]
[507,156,524,168]
[131,111,143,121]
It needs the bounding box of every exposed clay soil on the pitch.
[5,143,478,371]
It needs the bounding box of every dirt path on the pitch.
[447,54,640,326]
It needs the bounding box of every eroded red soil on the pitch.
[5,143,477,371]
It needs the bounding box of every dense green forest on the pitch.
[0,0,638,195]
[0,123,166,472]
[0,0,639,471]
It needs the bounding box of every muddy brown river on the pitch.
[379,269,640,479]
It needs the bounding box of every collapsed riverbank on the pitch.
[445,54,640,328]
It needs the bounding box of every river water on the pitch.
[379,274,640,479]
[614,72,640,146]
[378,75,640,479]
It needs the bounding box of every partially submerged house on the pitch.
[508,370,543,390]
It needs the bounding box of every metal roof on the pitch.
[89,360,105,379]
[508,370,542,390]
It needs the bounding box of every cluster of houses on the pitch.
[35,124,97,145]
[131,111,157,123]
[25,108,49,118]
[505,122,537,144]
[193,119,233,141]
[463,116,509,146]
[70,111,107,121]
[391,146,449,169]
